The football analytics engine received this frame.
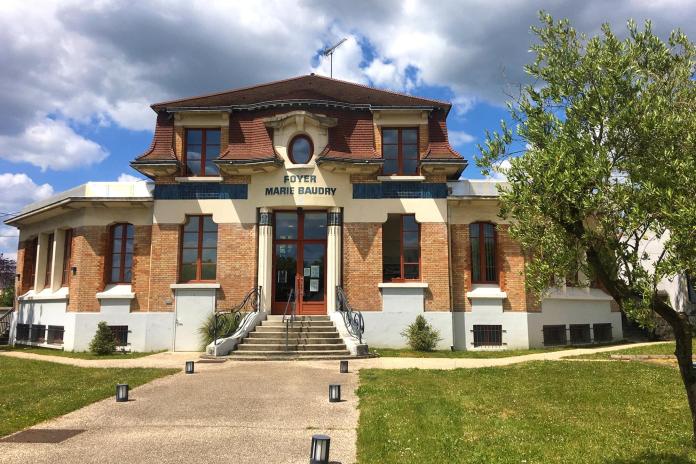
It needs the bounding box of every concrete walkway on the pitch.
[1,361,358,464]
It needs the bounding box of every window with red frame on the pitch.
[185,128,220,176]
[382,128,419,175]
[43,233,54,289]
[180,216,217,282]
[382,214,420,281]
[109,224,134,283]
[470,222,497,283]
[61,229,73,286]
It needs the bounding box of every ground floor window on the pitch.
[30,324,46,343]
[473,325,503,347]
[109,325,129,346]
[543,325,567,346]
[569,324,591,344]
[16,323,29,340]
[47,326,65,345]
[593,323,613,343]
[382,214,420,282]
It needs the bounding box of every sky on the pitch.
[0,0,694,259]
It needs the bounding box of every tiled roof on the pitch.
[319,109,378,161]
[134,112,176,162]
[151,74,451,112]
[219,111,277,162]
[423,111,462,161]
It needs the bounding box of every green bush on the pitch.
[199,312,244,349]
[401,315,442,352]
[0,286,14,307]
[89,321,116,355]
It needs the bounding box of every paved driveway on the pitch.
[1,361,358,464]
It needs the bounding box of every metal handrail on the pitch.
[336,286,364,344]
[0,310,12,338]
[213,286,261,346]
[282,288,296,352]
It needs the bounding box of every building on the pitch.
[5,75,629,354]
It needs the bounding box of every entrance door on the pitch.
[272,210,327,315]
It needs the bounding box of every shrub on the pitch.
[401,315,442,351]
[199,312,244,349]
[89,321,116,355]
[0,286,14,307]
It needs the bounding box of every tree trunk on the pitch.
[653,299,696,445]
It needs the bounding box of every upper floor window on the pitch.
[382,128,418,175]
[470,222,497,283]
[185,128,220,176]
[288,135,313,164]
[61,229,73,286]
[383,214,420,281]
[109,224,134,283]
[180,216,217,282]
[44,233,54,289]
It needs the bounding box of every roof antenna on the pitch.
[322,38,347,78]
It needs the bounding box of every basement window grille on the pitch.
[47,326,65,345]
[543,325,567,346]
[109,325,129,347]
[593,323,613,343]
[473,325,503,347]
[30,324,46,343]
[569,324,591,344]
[16,324,29,341]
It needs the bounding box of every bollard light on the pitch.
[185,361,195,374]
[329,384,341,403]
[309,434,330,464]
[340,360,348,373]
[116,384,129,402]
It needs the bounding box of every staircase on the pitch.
[228,315,352,360]
[0,309,12,346]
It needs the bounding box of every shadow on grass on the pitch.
[607,452,694,464]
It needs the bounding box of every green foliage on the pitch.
[0,285,14,307]
[199,312,243,348]
[89,321,116,355]
[477,13,696,328]
[400,315,442,352]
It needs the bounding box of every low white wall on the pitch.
[362,311,453,350]
[462,311,531,350]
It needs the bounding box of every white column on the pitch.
[52,229,66,291]
[257,207,273,312]
[34,233,49,291]
[326,207,342,313]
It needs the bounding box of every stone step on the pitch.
[260,321,335,328]
[237,343,347,352]
[265,315,330,321]
[248,331,341,339]
[254,326,337,333]
[230,349,352,357]
[244,337,344,344]
[227,354,360,361]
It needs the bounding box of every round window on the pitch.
[289,135,313,164]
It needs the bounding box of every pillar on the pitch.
[326,207,342,313]
[257,207,273,311]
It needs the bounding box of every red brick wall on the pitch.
[420,222,450,311]
[343,222,382,311]
[16,239,36,297]
[216,223,257,310]
[450,224,472,311]
[68,226,108,312]
[131,225,152,312]
[148,224,179,311]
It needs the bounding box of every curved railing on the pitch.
[213,286,261,346]
[336,286,364,344]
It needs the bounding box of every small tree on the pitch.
[401,315,442,351]
[478,14,696,441]
[1,285,14,307]
[89,321,116,355]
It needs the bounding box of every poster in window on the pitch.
[310,265,320,278]
[309,279,319,292]
[304,267,311,277]
[277,270,287,284]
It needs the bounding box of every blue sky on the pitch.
[0,0,694,258]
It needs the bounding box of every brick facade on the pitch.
[148,224,179,311]
[131,225,152,312]
[420,222,450,311]
[216,223,258,310]
[342,222,382,311]
[68,226,108,312]
[450,224,472,311]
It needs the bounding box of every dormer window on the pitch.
[185,128,220,176]
[289,134,313,164]
[382,128,418,175]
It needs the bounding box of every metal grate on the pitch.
[109,325,129,347]
[30,325,46,343]
[47,326,65,345]
[593,323,613,343]
[543,325,567,346]
[16,323,30,341]
[473,325,503,347]
[569,324,591,344]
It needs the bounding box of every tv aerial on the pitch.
[322,38,347,78]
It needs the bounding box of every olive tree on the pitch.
[478,14,696,440]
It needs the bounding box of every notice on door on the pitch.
[310,265,320,278]
[309,279,319,292]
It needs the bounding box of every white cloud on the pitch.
[117,173,145,183]
[488,159,512,181]
[448,130,476,146]
[0,173,54,259]
[0,118,108,171]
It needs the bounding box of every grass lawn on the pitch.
[574,339,690,360]
[0,345,164,360]
[0,356,177,438]
[372,346,576,359]
[357,361,695,463]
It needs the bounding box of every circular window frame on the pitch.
[288,134,314,164]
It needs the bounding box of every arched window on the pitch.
[109,223,134,283]
[288,135,313,164]
[470,222,497,283]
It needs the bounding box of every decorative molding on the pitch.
[259,211,273,226]
[153,183,248,200]
[353,182,447,199]
[327,211,343,226]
